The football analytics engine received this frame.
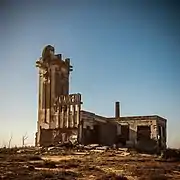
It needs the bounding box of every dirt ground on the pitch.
[0,148,180,180]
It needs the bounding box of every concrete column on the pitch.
[58,107,61,128]
[43,79,47,123]
[69,105,72,128]
[72,105,76,128]
[66,105,70,128]
[76,104,81,127]
[37,70,44,144]
[117,124,121,135]
[36,126,42,146]
[78,119,83,143]
[50,66,55,103]
[160,126,163,138]
[38,70,43,110]
[54,114,57,128]
[115,101,120,118]
[49,68,52,124]
[61,107,64,128]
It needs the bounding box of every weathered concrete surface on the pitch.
[108,115,167,151]
[35,45,167,151]
[80,110,167,151]
[36,45,82,147]
[39,128,78,146]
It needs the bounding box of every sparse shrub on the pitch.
[43,160,57,168]
[33,170,79,179]
[27,165,35,171]
[0,147,18,154]
[96,173,128,180]
[6,154,42,162]
[80,165,104,173]
[162,148,180,161]
[28,155,42,161]
[32,171,54,179]
[139,173,168,180]
[41,171,54,178]
[58,159,81,169]
[149,174,167,180]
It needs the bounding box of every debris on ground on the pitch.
[0,146,180,179]
[160,148,180,161]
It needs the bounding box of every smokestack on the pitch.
[115,101,120,118]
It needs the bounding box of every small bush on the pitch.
[43,160,57,168]
[96,173,128,180]
[6,154,42,162]
[58,159,81,169]
[150,174,167,180]
[139,174,168,180]
[0,147,18,154]
[162,148,180,161]
[80,165,104,173]
[32,171,54,179]
[28,155,42,161]
[33,170,79,179]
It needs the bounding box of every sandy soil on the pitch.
[0,148,180,180]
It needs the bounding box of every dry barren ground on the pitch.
[0,148,180,180]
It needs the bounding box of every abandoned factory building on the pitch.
[35,45,167,151]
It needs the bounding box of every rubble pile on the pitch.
[161,148,180,161]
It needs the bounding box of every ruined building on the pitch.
[35,45,167,151]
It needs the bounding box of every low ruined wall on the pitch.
[80,111,117,146]
[115,118,158,145]
[136,139,158,152]
[39,128,78,146]
[98,122,117,146]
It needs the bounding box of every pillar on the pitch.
[66,105,70,128]
[115,101,120,118]
[72,105,76,128]
[76,104,81,128]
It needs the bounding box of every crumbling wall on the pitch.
[80,111,117,146]
[110,116,160,151]
[80,111,100,145]
[39,129,53,146]
[98,122,117,146]
[156,117,167,150]
[39,128,78,147]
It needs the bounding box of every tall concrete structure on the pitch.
[35,45,82,146]
[35,45,167,152]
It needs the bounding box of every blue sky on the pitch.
[0,0,180,147]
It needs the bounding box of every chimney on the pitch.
[115,101,120,118]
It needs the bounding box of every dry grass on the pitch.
[96,173,128,180]
[0,147,180,179]
[0,154,42,162]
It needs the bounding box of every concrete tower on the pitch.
[35,45,73,146]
